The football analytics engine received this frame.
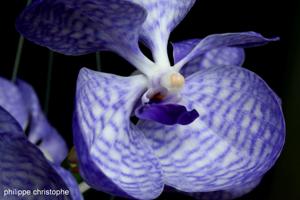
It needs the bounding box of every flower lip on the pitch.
[136,70,196,125]
[135,103,199,125]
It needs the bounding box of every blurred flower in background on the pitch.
[0,102,82,199]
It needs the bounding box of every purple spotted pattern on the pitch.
[0,77,67,164]
[173,32,279,69]
[137,66,284,193]
[173,39,245,77]
[16,0,146,58]
[74,68,164,199]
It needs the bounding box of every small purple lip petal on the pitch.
[135,103,199,125]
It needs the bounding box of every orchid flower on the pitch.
[16,0,285,199]
[0,77,83,199]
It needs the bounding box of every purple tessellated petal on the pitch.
[174,32,279,70]
[17,80,68,164]
[0,106,23,135]
[52,165,84,200]
[135,103,199,125]
[131,0,196,41]
[129,0,196,64]
[0,134,71,199]
[173,39,245,76]
[16,0,147,58]
[137,66,285,192]
[74,68,164,199]
[0,77,28,129]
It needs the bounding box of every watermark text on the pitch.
[3,188,70,197]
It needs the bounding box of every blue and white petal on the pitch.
[174,32,279,71]
[17,80,68,164]
[16,0,145,55]
[173,39,245,76]
[0,77,28,129]
[137,66,285,192]
[74,68,164,199]
[129,0,196,65]
[16,0,155,73]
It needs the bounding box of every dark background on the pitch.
[1,0,299,199]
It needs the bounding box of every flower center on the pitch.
[136,70,199,125]
[160,71,185,93]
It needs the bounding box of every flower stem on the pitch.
[11,37,24,82]
[11,0,32,82]
[44,51,54,116]
[96,52,101,71]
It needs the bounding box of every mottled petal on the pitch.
[52,165,84,200]
[0,77,28,129]
[173,39,245,76]
[17,80,68,164]
[0,133,71,200]
[137,66,285,192]
[130,0,196,65]
[174,32,279,71]
[135,103,199,125]
[74,68,164,199]
[16,0,154,72]
[0,106,23,135]
[16,0,145,55]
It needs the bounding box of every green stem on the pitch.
[44,51,54,116]
[96,52,101,71]
[11,37,24,82]
[11,0,32,82]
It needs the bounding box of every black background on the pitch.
[1,0,299,200]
